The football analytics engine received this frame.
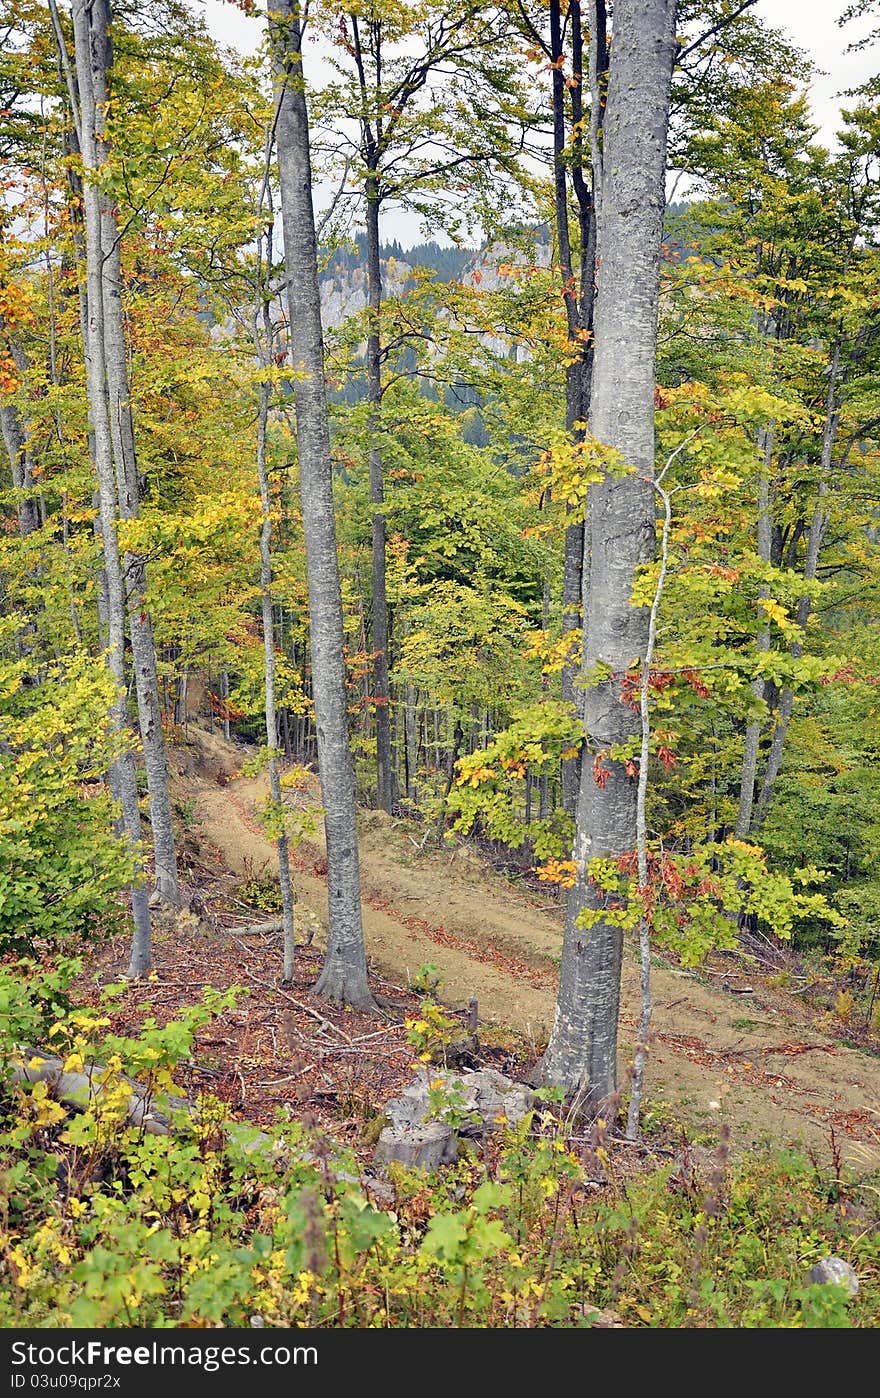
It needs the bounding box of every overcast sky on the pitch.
[198,0,878,123]
[196,0,878,241]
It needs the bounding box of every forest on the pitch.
[1,0,880,1335]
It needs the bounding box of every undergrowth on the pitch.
[1,958,878,1328]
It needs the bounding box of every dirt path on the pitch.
[180,731,880,1168]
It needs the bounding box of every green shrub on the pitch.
[1,960,877,1328]
[0,645,135,951]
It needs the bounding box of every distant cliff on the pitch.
[319,237,473,330]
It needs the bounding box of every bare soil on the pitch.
[144,726,880,1169]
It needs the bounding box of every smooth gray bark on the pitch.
[736,425,775,836]
[626,485,670,1141]
[364,187,394,813]
[270,0,375,1010]
[256,375,296,982]
[81,0,179,906]
[541,0,678,1110]
[57,0,178,906]
[404,682,419,799]
[219,669,231,740]
[551,0,604,819]
[69,0,151,976]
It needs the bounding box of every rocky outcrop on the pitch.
[374,1066,535,1170]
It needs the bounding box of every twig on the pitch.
[627,429,702,1141]
[257,1068,314,1086]
[241,970,352,1044]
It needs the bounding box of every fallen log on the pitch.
[232,919,284,937]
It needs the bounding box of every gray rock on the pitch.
[807,1257,859,1296]
[374,1120,459,1170]
[383,1066,534,1139]
[453,1068,535,1134]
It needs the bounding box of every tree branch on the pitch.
[675,0,759,67]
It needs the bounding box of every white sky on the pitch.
[195,0,879,241]
[196,0,878,123]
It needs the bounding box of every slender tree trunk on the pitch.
[0,384,39,539]
[541,0,678,1110]
[736,425,775,836]
[364,187,393,813]
[174,667,188,726]
[37,183,82,646]
[434,717,464,844]
[391,683,402,802]
[256,380,296,982]
[551,0,579,810]
[102,131,179,901]
[270,0,375,1009]
[752,498,829,829]
[554,0,605,818]
[625,443,687,1137]
[0,366,41,660]
[64,0,180,906]
[754,492,834,827]
[68,0,151,976]
[539,571,551,825]
[404,682,418,799]
[220,669,231,740]
[752,345,841,830]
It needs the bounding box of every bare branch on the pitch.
[675,0,759,67]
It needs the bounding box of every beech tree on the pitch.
[54,0,154,973]
[269,0,375,1009]
[314,1,522,812]
[53,0,181,912]
[541,0,679,1106]
[4,0,879,1091]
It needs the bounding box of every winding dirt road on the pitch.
[180,730,880,1168]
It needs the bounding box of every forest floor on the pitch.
[87,725,880,1173]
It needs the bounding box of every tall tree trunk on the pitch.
[270,0,375,1010]
[68,0,151,977]
[752,487,830,830]
[65,0,180,906]
[552,0,605,819]
[219,670,231,741]
[433,717,464,844]
[364,186,393,813]
[736,425,775,836]
[404,682,418,800]
[96,6,179,905]
[541,0,678,1110]
[257,380,296,982]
